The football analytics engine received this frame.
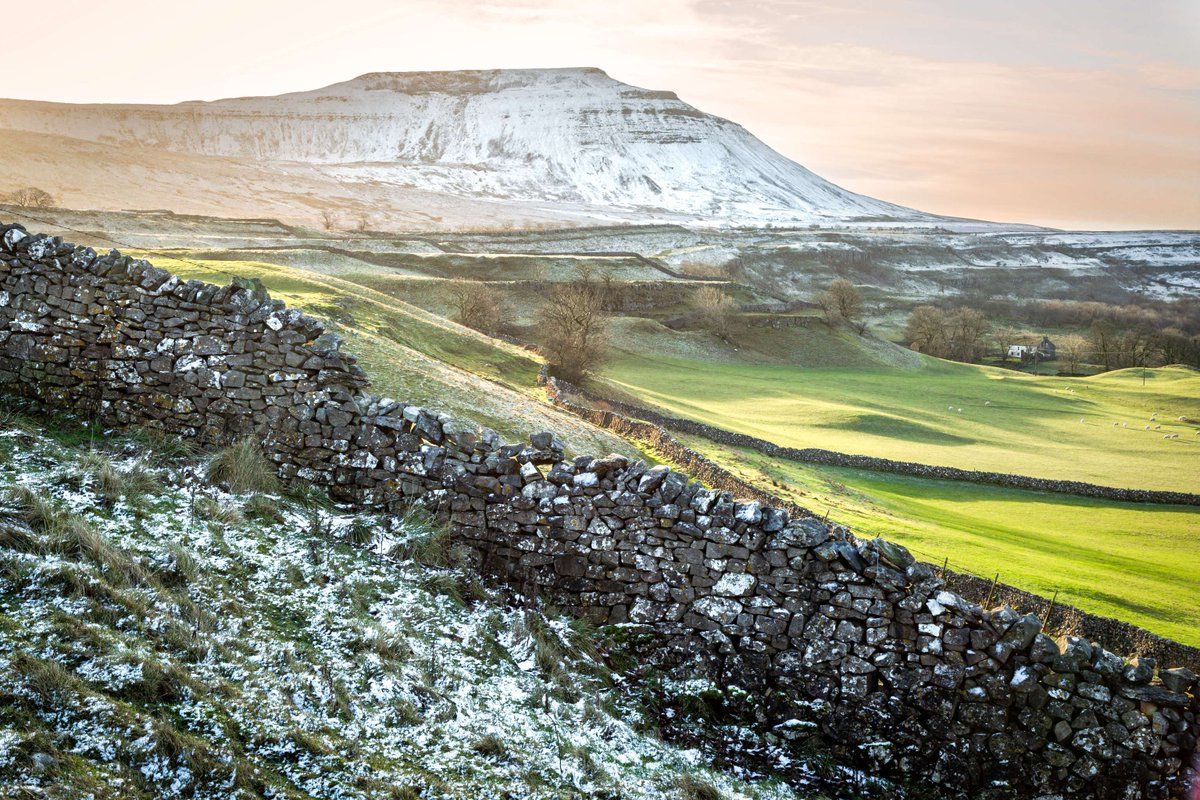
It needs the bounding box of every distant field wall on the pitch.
[1,221,1197,800]
[550,379,1200,507]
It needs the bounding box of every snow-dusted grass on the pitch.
[0,419,815,800]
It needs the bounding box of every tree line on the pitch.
[904,304,1200,372]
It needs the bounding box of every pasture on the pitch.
[600,348,1200,492]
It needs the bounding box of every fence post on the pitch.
[1042,590,1059,631]
[940,556,948,579]
[984,572,1000,609]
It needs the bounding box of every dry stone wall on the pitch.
[543,374,1200,675]
[1,221,1197,799]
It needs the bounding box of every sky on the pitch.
[3,0,1198,230]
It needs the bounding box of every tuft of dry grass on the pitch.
[194,496,244,526]
[678,774,723,800]
[471,733,508,759]
[388,508,453,567]
[207,438,279,495]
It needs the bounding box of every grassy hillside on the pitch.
[672,435,1200,646]
[598,340,1200,492]
[0,417,825,800]
[130,253,641,460]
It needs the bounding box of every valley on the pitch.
[10,206,1197,650]
[1,5,1197,791]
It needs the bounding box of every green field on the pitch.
[675,435,1200,646]
[600,346,1200,492]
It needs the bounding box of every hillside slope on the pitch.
[0,418,819,800]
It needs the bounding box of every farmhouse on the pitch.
[1008,335,1056,360]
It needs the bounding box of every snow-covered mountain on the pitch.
[0,68,930,226]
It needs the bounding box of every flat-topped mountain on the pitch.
[0,68,932,227]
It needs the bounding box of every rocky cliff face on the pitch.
[0,68,925,225]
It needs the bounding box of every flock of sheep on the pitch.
[1095,412,1193,439]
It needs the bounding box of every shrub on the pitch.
[692,285,736,338]
[448,279,511,334]
[816,279,864,331]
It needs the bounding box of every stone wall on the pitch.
[2,221,1197,799]
[542,374,1200,676]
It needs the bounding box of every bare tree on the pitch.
[1089,320,1117,371]
[537,270,610,382]
[1153,328,1200,368]
[692,285,736,338]
[816,279,864,330]
[946,307,989,362]
[993,324,1020,364]
[904,306,948,354]
[6,187,55,208]
[447,279,508,334]
[320,209,337,231]
[1057,334,1089,375]
[354,213,370,233]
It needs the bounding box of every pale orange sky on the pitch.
[3,0,1198,230]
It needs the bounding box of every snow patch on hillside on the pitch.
[0,69,928,226]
